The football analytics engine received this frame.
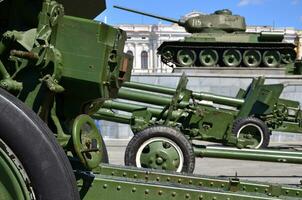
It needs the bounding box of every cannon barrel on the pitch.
[114,5,181,25]
[117,87,190,108]
[122,81,244,107]
[94,100,183,123]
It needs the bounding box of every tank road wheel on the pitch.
[281,50,296,64]
[0,88,80,200]
[263,50,281,67]
[125,126,195,173]
[177,49,197,67]
[199,49,219,67]
[222,49,242,67]
[161,47,174,63]
[243,50,262,67]
[232,117,270,149]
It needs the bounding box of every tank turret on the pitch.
[114,6,246,33]
[115,5,296,68]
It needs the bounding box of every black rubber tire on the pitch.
[101,136,109,163]
[125,126,195,173]
[232,117,270,149]
[0,88,80,200]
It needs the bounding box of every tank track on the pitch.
[158,42,297,68]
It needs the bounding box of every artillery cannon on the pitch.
[1,0,302,199]
[114,6,297,69]
[94,74,302,172]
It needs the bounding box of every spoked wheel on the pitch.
[232,117,270,149]
[72,115,109,170]
[125,126,195,173]
[222,49,242,67]
[263,50,281,67]
[243,50,262,67]
[177,49,197,67]
[0,88,80,200]
[281,50,296,64]
[199,49,219,67]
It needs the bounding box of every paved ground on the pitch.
[105,139,302,185]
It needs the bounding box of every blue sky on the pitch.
[96,0,302,29]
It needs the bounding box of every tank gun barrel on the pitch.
[114,5,181,25]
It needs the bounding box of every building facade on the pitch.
[117,22,302,73]
[297,31,302,60]
[119,23,188,73]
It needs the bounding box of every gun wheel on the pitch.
[222,49,242,67]
[125,126,195,173]
[243,50,262,67]
[0,88,80,200]
[72,115,109,170]
[232,117,270,149]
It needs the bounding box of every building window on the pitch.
[126,50,133,56]
[141,51,148,69]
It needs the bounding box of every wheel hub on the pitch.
[237,123,264,148]
[136,137,184,172]
[156,157,164,165]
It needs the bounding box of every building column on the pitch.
[297,31,302,60]
[135,43,142,71]
[149,46,153,72]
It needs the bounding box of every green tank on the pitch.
[114,6,297,68]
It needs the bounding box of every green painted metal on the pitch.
[0,0,133,149]
[95,108,133,124]
[96,100,182,119]
[114,6,298,71]
[114,6,246,33]
[194,146,302,164]
[1,1,302,200]
[263,50,282,68]
[72,115,107,170]
[199,49,219,66]
[122,81,245,107]
[0,139,34,200]
[223,49,242,67]
[76,164,302,199]
[95,74,302,150]
[0,0,106,37]
[177,49,197,67]
[118,88,179,106]
[136,137,183,171]
[84,175,286,200]
[243,50,262,67]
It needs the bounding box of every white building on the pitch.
[117,14,302,73]
[119,23,188,73]
[297,31,302,60]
